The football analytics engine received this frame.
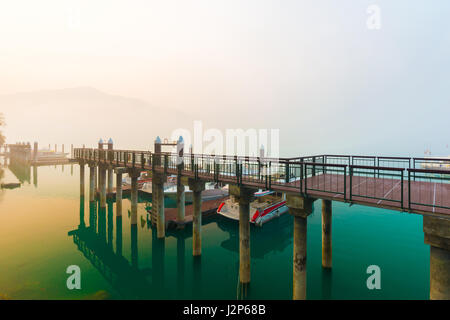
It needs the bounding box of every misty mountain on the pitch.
[0,87,193,150]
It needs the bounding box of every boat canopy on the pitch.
[254,190,275,197]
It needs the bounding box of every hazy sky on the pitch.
[1,1,449,156]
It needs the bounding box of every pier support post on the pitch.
[230,185,256,284]
[322,199,332,268]
[114,168,126,217]
[89,164,95,202]
[94,166,98,193]
[423,216,450,300]
[286,194,316,300]
[177,180,185,223]
[129,169,140,225]
[176,135,185,224]
[79,161,85,197]
[188,178,205,256]
[107,167,113,196]
[154,173,167,238]
[99,166,107,208]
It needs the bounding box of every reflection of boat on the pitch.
[1,182,21,189]
[217,190,288,226]
[214,213,293,259]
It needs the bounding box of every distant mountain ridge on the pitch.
[0,87,191,149]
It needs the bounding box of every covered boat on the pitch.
[217,190,287,226]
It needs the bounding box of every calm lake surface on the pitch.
[0,159,429,299]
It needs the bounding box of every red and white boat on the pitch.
[217,190,288,226]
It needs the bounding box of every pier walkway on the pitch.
[74,148,449,217]
[73,141,450,300]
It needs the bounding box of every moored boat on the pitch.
[217,190,288,226]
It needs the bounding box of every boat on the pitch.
[217,190,288,226]
[419,156,450,170]
[124,172,228,201]
[122,172,168,189]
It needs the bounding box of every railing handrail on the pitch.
[302,162,347,168]
[413,157,450,162]
[350,164,405,171]
[408,168,450,174]
[377,156,411,161]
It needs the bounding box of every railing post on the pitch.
[343,166,347,201]
[408,170,411,210]
[401,170,404,209]
[268,162,272,189]
[349,166,353,201]
[312,156,316,176]
[164,154,168,175]
[214,161,218,182]
[257,158,261,181]
[304,164,308,194]
[300,161,303,193]
[377,157,380,178]
[132,152,136,167]
[285,160,290,183]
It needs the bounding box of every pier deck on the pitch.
[74,149,450,218]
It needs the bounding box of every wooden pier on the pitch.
[73,138,450,300]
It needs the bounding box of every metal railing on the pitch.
[304,163,347,199]
[408,168,450,212]
[350,165,404,207]
[74,148,450,214]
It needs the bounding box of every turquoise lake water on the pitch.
[0,161,429,299]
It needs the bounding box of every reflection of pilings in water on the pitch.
[151,226,165,291]
[89,201,97,230]
[107,199,114,248]
[193,256,202,298]
[177,236,185,296]
[79,196,85,228]
[321,268,332,300]
[131,224,138,268]
[33,165,37,188]
[7,160,31,183]
[71,164,73,176]
[69,226,151,299]
[116,216,122,256]
[80,163,85,198]
[98,205,107,242]
[215,214,293,259]
[237,276,250,300]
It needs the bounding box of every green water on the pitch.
[0,161,429,300]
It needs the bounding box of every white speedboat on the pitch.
[420,156,450,170]
[217,190,288,227]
